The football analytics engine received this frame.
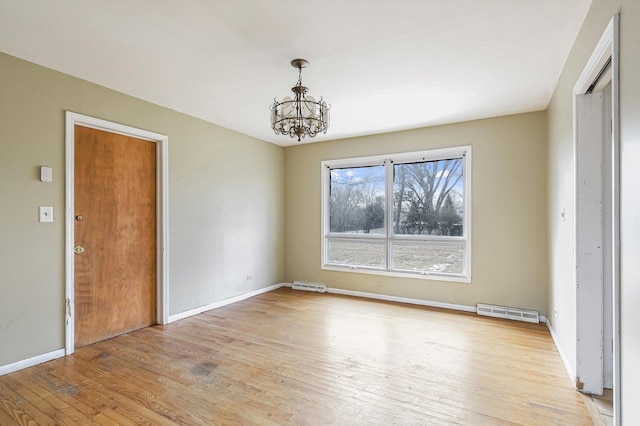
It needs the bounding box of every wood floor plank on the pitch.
[0,288,593,425]
[6,371,99,425]
[0,398,43,426]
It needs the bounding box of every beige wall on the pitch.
[0,52,285,367]
[547,0,640,421]
[284,112,548,313]
[547,0,622,383]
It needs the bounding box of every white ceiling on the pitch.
[0,0,591,146]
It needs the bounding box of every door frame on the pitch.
[573,14,620,423]
[574,90,604,394]
[64,112,169,355]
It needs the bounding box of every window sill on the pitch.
[321,264,471,283]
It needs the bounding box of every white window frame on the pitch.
[321,146,472,283]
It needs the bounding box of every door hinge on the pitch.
[66,298,72,317]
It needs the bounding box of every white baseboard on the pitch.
[0,348,65,377]
[545,318,576,387]
[2,286,548,377]
[327,287,477,312]
[167,282,287,323]
[0,284,287,376]
[284,282,476,313]
[285,283,552,323]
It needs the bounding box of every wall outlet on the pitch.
[246,274,252,281]
[39,206,53,223]
[375,281,383,288]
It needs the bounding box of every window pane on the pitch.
[392,242,464,274]
[327,239,386,268]
[393,159,463,236]
[330,165,385,235]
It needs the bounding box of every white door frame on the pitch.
[573,14,620,424]
[64,112,169,355]
[574,90,604,394]
[602,82,614,390]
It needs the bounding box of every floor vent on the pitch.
[476,303,539,323]
[292,281,327,293]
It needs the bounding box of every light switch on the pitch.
[39,206,53,223]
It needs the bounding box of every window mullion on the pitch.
[322,146,471,282]
[385,159,394,270]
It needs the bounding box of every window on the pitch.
[322,146,471,282]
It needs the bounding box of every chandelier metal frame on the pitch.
[270,59,330,142]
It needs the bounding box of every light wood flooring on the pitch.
[0,288,593,425]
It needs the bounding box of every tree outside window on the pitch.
[323,146,471,281]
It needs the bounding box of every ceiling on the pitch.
[0,0,591,146]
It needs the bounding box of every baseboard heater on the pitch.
[292,281,327,293]
[476,303,540,323]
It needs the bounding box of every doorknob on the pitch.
[74,245,85,254]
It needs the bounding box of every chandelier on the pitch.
[270,59,330,141]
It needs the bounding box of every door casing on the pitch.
[572,14,620,424]
[65,112,169,355]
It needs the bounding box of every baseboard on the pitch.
[0,348,65,377]
[284,282,476,313]
[545,318,577,387]
[0,284,287,376]
[167,282,287,323]
[286,283,552,322]
[328,287,477,312]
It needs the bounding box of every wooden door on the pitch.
[74,125,157,347]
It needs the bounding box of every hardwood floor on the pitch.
[0,288,593,425]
